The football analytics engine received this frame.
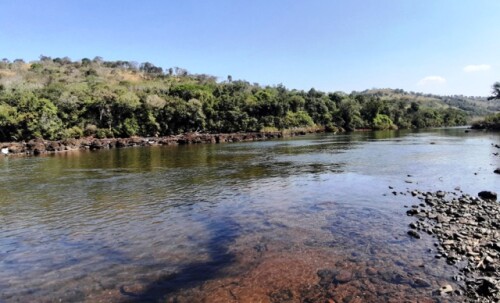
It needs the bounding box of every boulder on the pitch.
[46,141,61,152]
[7,143,24,154]
[90,140,104,150]
[478,191,497,201]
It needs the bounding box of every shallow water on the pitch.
[0,128,498,302]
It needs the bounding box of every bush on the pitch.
[284,111,314,128]
[260,126,279,133]
[62,126,83,139]
[122,117,139,137]
[95,128,114,139]
[373,114,396,130]
[84,124,98,136]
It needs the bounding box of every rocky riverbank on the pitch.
[0,131,313,156]
[406,189,499,302]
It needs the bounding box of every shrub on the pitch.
[62,126,83,139]
[84,124,98,136]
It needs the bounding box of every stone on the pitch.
[406,209,418,216]
[407,230,420,239]
[438,284,453,294]
[316,269,336,287]
[412,278,431,288]
[334,270,353,284]
[478,191,497,201]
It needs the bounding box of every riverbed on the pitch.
[0,128,498,302]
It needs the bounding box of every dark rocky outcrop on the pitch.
[0,131,306,156]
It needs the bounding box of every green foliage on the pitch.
[121,117,139,137]
[84,124,98,136]
[95,128,114,139]
[284,111,314,127]
[472,113,500,130]
[0,56,475,142]
[62,126,83,139]
[372,114,395,130]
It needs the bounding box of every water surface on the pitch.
[0,128,499,302]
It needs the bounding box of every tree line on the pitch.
[0,56,468,141]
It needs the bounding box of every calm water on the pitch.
[0,129,498,302]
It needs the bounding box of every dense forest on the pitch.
[0,56,486,142]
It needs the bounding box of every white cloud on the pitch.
[417,76,446,86]
[463,64,491,72]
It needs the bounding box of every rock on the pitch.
[90,140,104,150]
[317,269,336,287]
[436,191,446,198]
[334,270,353,284]
[46,141,61,152]
[438,284,453,294]
[412,278,431,288]
[8,143,24,154]
[406,209,418,216]
[407,230,420,239]
[436,215,449,223]
[478,191,497,201]
[494,168,500,174]
[269,289,294,302]
[365,267,377,276]
[406,190,500,301]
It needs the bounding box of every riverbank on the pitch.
[0,130,320,156]
[406,190,499,302]
[470,113,500,131]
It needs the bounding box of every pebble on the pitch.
[405,190,500,301]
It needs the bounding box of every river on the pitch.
[0,128,498,302]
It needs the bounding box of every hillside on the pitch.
[0,57,478,141]
[357,88,498,117]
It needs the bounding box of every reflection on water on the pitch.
[0,128,498,302]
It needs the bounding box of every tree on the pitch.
[487,82,500,100]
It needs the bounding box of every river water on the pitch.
[0,128,498,302]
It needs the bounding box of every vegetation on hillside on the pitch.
[471,82,500,130]
[0,56,473,141]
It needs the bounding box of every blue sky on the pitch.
[1,0,499,96]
